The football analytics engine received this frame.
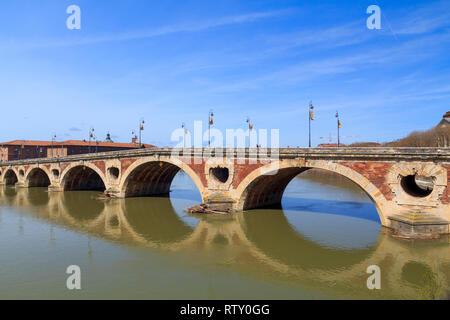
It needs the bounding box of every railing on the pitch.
[0,147,449,167]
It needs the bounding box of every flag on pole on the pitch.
[309,110,314,121]
[338,120,342,128]
[209,115,213,125]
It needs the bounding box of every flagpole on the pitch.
[309,102,314,148]
[336,111,340,148]
[208,110,213,147]
[309,112,311,148]
[182,123,186,148]
[139,119,145,148]
[246,117,250,148]
[51,135,55,158]
[88,128,94,154]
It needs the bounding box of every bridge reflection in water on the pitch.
[0,170,448,299]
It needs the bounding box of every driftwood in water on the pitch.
[185,203,231,215]
[95,193,113,201]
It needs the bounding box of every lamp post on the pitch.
[309,102,314,148]
[51,135,56,158]
[335,111,340,148]
[139,119,145,148]
[131,130,136,145]
[181,123,187,148]
[88,128,94,153]
[208,110,214,147]
[246,117,253,148]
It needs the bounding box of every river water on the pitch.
[0,169,448,299]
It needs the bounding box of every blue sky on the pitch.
[0,0,449,147]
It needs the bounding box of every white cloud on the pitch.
[390,1,450,35]
[2,10,289,50]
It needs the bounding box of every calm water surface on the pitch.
[0,169,448,299]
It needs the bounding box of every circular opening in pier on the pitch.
[210,167,229,183]
[108,167,120,180]
[52,169,59,178]
[401,174,433,197]
[19,170,24,177]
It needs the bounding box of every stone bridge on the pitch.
[0,147,449,236]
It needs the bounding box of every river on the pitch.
[0,169,448,299]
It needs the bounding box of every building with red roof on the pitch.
[0,134,155,162]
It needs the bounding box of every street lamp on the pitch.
[139,119,145,148]
[131,130,137,145]
[88,128,95,153]
[309,102,314,148]
[51,135,56,158]
[335,111,341,148]
[208,110,214,147]
[246,117,254,148]
[181,123,187,148]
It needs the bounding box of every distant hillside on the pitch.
[347,112,450,148]
[384,123,450,147]
[347,142,382,147]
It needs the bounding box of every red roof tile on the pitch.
[0,140,155,148]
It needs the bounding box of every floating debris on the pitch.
[95,193,113,201]
[185,203,231,215]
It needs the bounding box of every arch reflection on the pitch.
[61,191,105,222]
[0,186,448,299]
[122,197,196,244]
[241,210,377,269]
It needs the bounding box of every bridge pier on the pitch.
[14,182,29,188]
[48,183,64,192]
[388,209,450,239]
[104,187,122,198]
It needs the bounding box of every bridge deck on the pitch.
[0,147,449,166]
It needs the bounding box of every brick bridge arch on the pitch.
[25,167,51,187]
[2,168,19,185]
[232,159,390,225]
[60,162,107,191]
[118,157,206,199]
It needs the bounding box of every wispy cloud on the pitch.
[207,26,450,94]
[169,2,450,79]
[4,10,289,49]
[264,21,372,51]
[390,1,450,35]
